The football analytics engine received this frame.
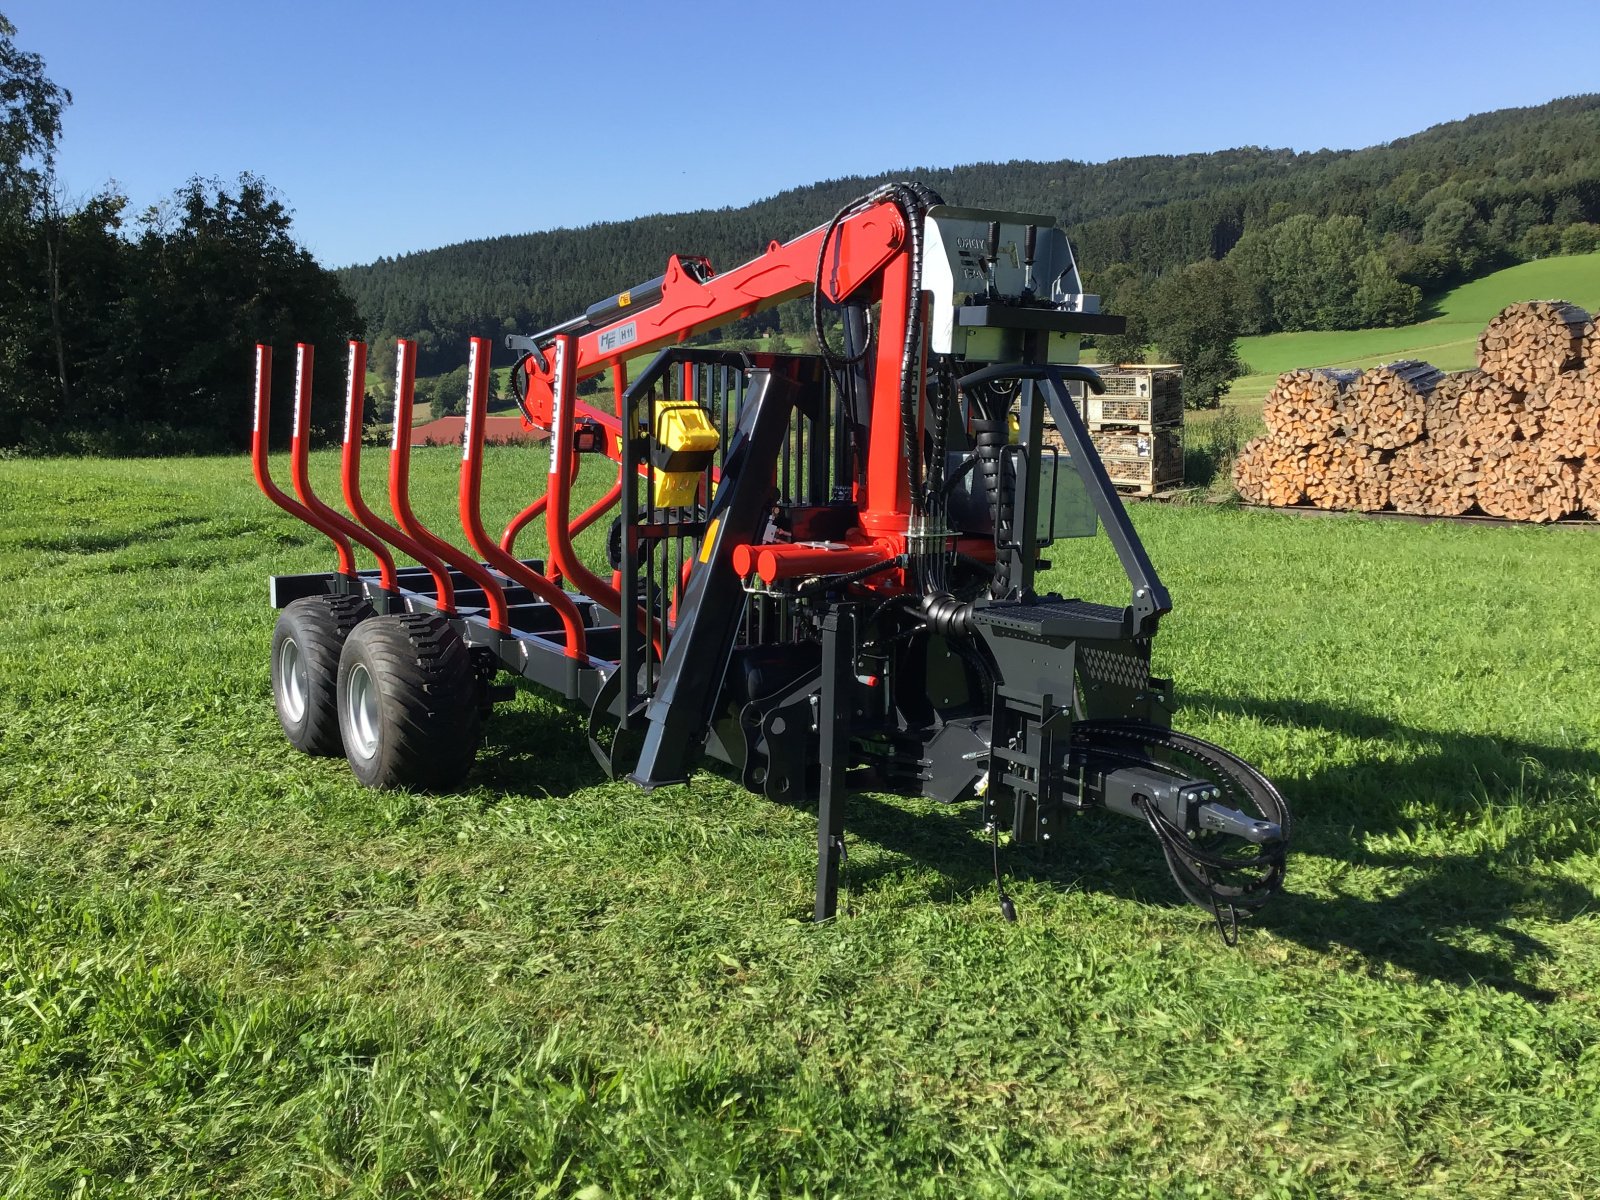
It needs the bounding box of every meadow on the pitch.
[2,447,1599,1197]
[1228,252,1600,404]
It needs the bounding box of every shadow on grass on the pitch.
[836,692,1600,1002]
[16,514,209,555]
[477,688,1597,1002]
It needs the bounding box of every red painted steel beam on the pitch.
[860,253,916,540]
[731,541,888,586]
[458,337,587,658]
[338,341,457,612]
[252,345,358,578]
[517,203,906,431]
[387,339,511,634]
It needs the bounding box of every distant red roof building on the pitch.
[409,415,549,448]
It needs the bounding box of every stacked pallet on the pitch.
[1047,365,1185,495]
[1234,301,1600,523]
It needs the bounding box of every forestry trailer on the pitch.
[253,183,1289,937]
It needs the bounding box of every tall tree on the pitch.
[0,11,68,216]
[121,175,365,449]
[1150,259,1244,410]
[0,11,72,444]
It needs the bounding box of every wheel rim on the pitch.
[278,637,306,723]
[346,663,381,760]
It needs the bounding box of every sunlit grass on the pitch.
[1,451,1598,1196]
[1230,251,1600,402]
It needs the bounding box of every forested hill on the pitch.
[337,95,1600,370]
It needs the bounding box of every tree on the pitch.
[0,12,69,218]
[1090,263,1151,365]
[1224,226,1275,335]
[1225,214,1402,334]
[1266,214,1321,332]
[1520,224,1563,258]
[120,174,365,449]
[1149,258,1244,410]
[1422,197,1488,280]
[0,11,74,445]
[1308,216,1366,329]
[1559,223,1600,255]
[427,364,470,421]
[1351,250,1420,327]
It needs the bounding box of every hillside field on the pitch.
[1229,252,1600,405]
[2,451,1600,1196]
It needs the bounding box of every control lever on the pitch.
[984,221,1001,298]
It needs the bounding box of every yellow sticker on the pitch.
[698,517,721,562]
[618,290,631,308]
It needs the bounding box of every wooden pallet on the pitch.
[1084,365,1184,429]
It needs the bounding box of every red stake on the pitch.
[252,345,357,577]
[386,339,510,633]
[338,341,457,612]
[288,345,399,592]
[545,335,662,652]
[458,337,587,658]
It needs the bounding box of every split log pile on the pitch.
[1234,301,1600,522]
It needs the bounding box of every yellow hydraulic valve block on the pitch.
[651,402,719,508]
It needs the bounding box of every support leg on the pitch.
[815,604,856,921]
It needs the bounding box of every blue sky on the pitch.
[9,0,1599,267]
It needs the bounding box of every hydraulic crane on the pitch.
[253,183,1289,936]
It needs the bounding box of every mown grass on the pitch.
[2,449,1600,1197]
[1230,252,1600,403]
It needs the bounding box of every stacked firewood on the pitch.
[1234,301,1600,522]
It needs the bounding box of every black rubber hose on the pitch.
[812,187,893,368]
[791,556,902,598]
[894,186,927,515]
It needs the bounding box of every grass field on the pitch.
[1228,252,1600,405]
[3,450,1600,1196]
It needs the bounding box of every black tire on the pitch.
[271,594,375,756]
[605,515,624,572]
[336,613,481,791]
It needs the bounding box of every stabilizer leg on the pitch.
[814,604,856,921]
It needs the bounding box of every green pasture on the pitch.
[2,450,1599,1196]
[1230,252,1600,403]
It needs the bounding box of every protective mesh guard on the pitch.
[1081,645,1150,690]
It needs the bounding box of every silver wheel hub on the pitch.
[278,637,306,723]
[346,662,381,760]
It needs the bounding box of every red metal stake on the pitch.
[338,341,457,612]
[288,345,400,595]
[387,339,511,633]
[500,482,556,557]
[545,335,662,652]
[458,337,587,658]
[289,344,399,592]
[252,345,358,578]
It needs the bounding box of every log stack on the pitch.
[1476,301,1590,389]
[1344,360,1442,450]
[1261,368,1360,444]
[1233,301,1600,522]
[1233,436,1314,506]
[1476,444,1579,523]
[1581,458,1600,521]
[1546,369,1599,458]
